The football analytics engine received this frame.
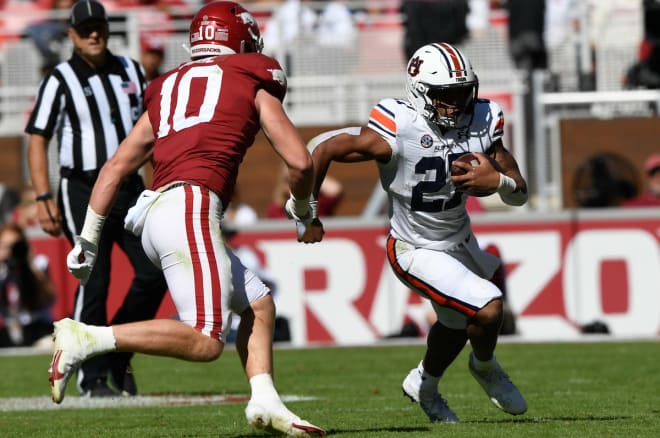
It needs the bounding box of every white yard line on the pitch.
[0,394,317,412]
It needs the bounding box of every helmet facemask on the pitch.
[423,82,477,129]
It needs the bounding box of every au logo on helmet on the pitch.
[408,56,423,77]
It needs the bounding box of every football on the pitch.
[450,153,480,176]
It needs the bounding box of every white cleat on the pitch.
[468,352,527,415]
[402,367,459,423]
[245,400,326,437]
[48,318,92,404]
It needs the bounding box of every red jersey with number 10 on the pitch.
[146,53,287,208]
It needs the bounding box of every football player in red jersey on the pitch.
[49,2,324,436]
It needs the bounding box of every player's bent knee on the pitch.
[192,334,224,361]
[473,299,503,329]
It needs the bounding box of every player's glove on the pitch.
[66,236,98,285]
[298,208,324,243]
[284,194,310,221]
[285,195,320,241]
[294,198,320,241]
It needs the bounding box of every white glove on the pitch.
[293,198,318,241]
[284,194,310,221]
[66,236,98,285]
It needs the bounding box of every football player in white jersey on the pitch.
[300,43,528,422]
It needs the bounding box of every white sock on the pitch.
[249,373,281,402]
[85,325,116,355]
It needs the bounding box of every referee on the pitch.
[25,0,166,397]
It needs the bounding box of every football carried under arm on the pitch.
[450,143,527,206]
[450,152,501,197]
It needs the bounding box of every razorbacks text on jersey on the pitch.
[146,53,287,208]
[368,97,505,250]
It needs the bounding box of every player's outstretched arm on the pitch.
[256,89,317,241]
[310,127,390,199]
[257,89,313,206]
[293,127,391,245]
[89,112,156,216]
[67,113,156,283]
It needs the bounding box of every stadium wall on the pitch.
[30,208,660,345]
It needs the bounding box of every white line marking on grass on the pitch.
[0,394,317,412]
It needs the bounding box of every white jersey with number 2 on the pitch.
[368,97,504,250]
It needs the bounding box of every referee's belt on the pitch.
[60,168,140,185]
[60,168,100,182]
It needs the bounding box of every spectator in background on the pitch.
[466,0,490,37]
[572,152,639,207]
[0,184,20,225]
[0,222,55,348]
[24,0,74,75]
[506,0,547,72]
[140,36,165,82]
[262,0,317,59]
[316,0,356,47]
[506,0,549,155]
[624,0,660,89]
[622,153,660,207]
[0,0,52,48]
[265,163,344,219]
[544,0,572,52]
[400,0,469,60]
[11,186,40,229]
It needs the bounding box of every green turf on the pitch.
[0,340,659,437]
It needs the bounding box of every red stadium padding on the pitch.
[30,210,660,344]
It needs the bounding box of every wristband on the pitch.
[309,196,318,219]
[497,173,517,195]
[497,173,528,206]
[289,194,310,218]
[79,206,106,246]
[36,192,53,202]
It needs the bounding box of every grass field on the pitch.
[0,339,658,437]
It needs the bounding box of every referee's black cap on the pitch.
[70,0,107,27]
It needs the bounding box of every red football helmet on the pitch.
[189,1,263,59]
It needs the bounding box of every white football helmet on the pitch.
[406,43,479,129]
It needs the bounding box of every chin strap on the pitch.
[181,43,191,56]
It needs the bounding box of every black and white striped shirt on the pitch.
[25,50,147,173]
